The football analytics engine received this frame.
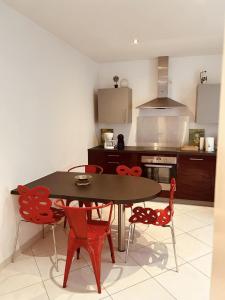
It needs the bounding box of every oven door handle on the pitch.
[144,164,173,168]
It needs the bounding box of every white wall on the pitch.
[210,29,225,300]
[0,2,98,264]
[98,55,222,145]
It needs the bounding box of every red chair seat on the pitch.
[129,205,173,226]
[87,220,110,238]
[68,221,109,240]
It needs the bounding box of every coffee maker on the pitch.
[104,132,116,149]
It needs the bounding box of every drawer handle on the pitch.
[107,154,120,157]
[107,161,120,164]
[189,158,204,161]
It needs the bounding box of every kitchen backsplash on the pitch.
[136,116,189,147]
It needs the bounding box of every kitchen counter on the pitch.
[89,145,217,156]
[88,146,216,203]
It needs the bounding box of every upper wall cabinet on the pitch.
[97,87,132,123]
[196,84,220,124]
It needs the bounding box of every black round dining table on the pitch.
[11,171,162,251]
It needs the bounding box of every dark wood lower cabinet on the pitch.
[176,154,216,202]
[88,147,216,202]
[88,149,138,174]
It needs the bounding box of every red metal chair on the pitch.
[125,178,178,271]
[63,164,103,228]
[55,200,115,294]
[116,165,143,210]
[12,185,64,271]
[67,164,103,174]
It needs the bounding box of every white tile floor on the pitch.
[0,201,214,300]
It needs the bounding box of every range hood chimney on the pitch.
[137,56,185,109]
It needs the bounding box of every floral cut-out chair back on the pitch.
[129,178,176,226]
[18,185,54,224]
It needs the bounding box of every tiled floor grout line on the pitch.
[179,211,213,225]
[41,281,51,300]
[31,247,50,300]
[188,251,212,264]
[185,231,213,248]
[188,260,211,279]
[104,277,154,298]
[187,252,213,279]
[181,222,212,233]
[152,275,178,300]
[160,241,212,268]
[0,281,43,298]
[135,224,210,247]
[174,222,212,234]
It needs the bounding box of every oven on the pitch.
[141,155,177,191]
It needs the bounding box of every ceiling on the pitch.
[4,0,225,62]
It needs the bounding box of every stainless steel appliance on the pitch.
[137,56,186,109]
[141,155,177,191]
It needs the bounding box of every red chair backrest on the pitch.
[130,166,142,177]
[55,200,113,239]
[116,165,142,177]
[17,185,54,224]
[129,177,176,226]
[116,165,130,176]
[67,164,103,174]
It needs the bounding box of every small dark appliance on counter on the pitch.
[117,134,125,150]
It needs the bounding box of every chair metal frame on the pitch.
[125,178,178,272]
[12,220,59,271]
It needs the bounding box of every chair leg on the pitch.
[77,248,80,260]
[12,220,23,262]
[63,199,71,229]
[111,204,116,224]
[95,202,101,219]
[63,217,67,229]
[88,245,103,294]
[52,225,59,272]
[63,239,77,288]
[170,220,179,272]
[125,223,133,263]
[131,223,136,243]
[107,233,115,263]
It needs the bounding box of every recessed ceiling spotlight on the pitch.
[133,39,139,45]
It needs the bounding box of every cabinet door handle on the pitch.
[107,154,120,157]
[107,161,120,164]
[189,158,204,161]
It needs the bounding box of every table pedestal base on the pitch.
[118,204,126,252]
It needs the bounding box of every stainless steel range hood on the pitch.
[137,56,185,109]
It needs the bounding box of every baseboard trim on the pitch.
[152,197,214,207]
